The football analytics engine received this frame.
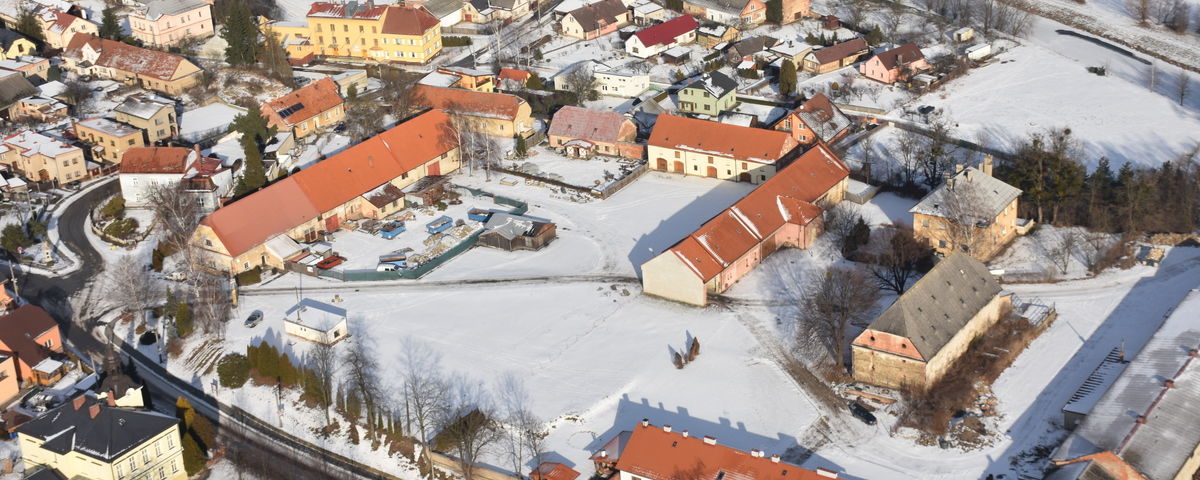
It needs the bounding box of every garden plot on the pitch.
[325,200,490,271]
[511,147,640,190]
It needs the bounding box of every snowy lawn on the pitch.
[989,225,1120,282]
[512,147,640,190]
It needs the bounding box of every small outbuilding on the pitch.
[478,213,556,251]
[284,298,350,345]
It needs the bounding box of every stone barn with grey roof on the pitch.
[851,252,1012,390]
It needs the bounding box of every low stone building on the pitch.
[851,252,1011,390]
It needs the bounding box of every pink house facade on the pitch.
[129,0,215,48]
[859,43,930,84]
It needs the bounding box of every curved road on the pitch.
[17,181,371,479]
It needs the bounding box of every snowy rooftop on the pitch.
[1053,288,1200,479]
[114,95,173,120]
[76,117,139,137]
[910,167,1021,221]
[37,81,65,98]
[284,298,348,331]
[1061,347,1128,417]
[4,131,79,158]
[418,71,461,88]
[179,102,246,143]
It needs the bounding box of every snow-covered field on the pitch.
[927,18,1200,169]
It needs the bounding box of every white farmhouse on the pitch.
[624,15,698,58]
[595,69,650,98]
[283,298,350,345]
[118,145,233,211]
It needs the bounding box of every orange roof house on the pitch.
[60,34,201,96]
[262,77,346,138]
[771,93,852,146]
[497,68,531,90]
[641,142,849,306]
[647,115,800,184]
[192,110,461,274]
[0,305,65,388]
[598,420,831,480]
[411,85,533,137]
[528,462,580,480]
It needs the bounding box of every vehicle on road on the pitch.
[245,310,263,328]
[849,401,877,425]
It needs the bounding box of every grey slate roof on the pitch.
[730,36,776,58]
[909,167,1021,222]
[683,71,736,98]
[113,95,173,120]
[1052,288,1200,480]
[142,0,209,21]
[0,71,37,109]
[482,212,539,240]
[0,29,29,50]
[18,396,179,463]
[565,0,628,32]
[424,0,465,18]
[686,0,750,15]
[865,252,1002,360]
[21,467,67,480]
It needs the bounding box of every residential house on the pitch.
[0,131,86,184]
[724,35,775,65]
[294,66,370,97]
[461,0,529,23]
[771,93,851,146]
[178,101,246,144]
[34,9,98,50]
[436,66,495,92]
[405,0,465,27]
[851,252,1010,390]
[113,95,177,144]
[1048,288,1200,480]
[697,23,737,48]
[0,70,39,118]
[0,30,36,61]
[191,110,462,275]
[262,3,442,64]
[128,0,214,48]
[640,143,848,305]
[769,39,813,65]
[529,462,580,480]
[593,422,831,480]
[910,158,1025,260]
[560,0,630,40]
[61,34,202,96]
[683,0,807,25]
[548,106,637,158]
[410,85,533,137]
[631,2,665,25]
[860,43,930,84]
[676,71,737,115]
[594,68,648,98]
[284,298,349,344]
[497,67,531,91]
[648,114,799,183]
[801,37,868,73]
[74,117,144,164]
[0,56,51,80]
[0,305,65,391]
[625,15,698,58]
[11,95,67,122]
[119,146,232,212]
[18,395,186,480]
[478,213,557,251]
[262,77,346,139]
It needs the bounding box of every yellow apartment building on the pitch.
[264,2,443,64]
[0,131,87,184]
[75,117,145,164]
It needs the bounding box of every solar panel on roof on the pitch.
[278,102,305,118]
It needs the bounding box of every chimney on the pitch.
[1165,379,1175,388]
[599,450,608,458]
[663,425,672,433]
[1136,415,1147,424]
[943,171,953,189]
[816,468,839,478]
[954,163,964,174]
[681,430,689,438]
[981,155,994,176]
[640,418,649,427]
[105,394,116,406]
[770,455,781,463]
[702,436,716,445]
[1190,348,1198,357]
[750,449,763,458]
[88,404,101,419]
[72,395,86,410]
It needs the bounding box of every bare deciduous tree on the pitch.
[895,128,925,186]
[797,266,881,369]
[1128,0,1152,24]
[438,377,503,480]
[307,341,338,426]
[144,182,203,255]
[343,337,384,436]
[399,338,450,474]
[868,223,932,294]
[105,255,160,315]
[1178,71,1191,105]
[934,175,990,254]
[823,203,863,247]
[495,374,546,478]
[560,68,597,105]
[1052,228,1080,274]
[187,272,230,336]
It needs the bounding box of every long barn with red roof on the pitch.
[641,142,849,306]
[191,109,460,274]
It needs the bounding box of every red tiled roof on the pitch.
[873,42,925,70]
[411,85,526,121]
[119,146,192,174]
[263,77,344,126]
[381,6,440,35]
[201,110,458,257]
[613,423,829,480]
[498,68,531,83]
[44,9,81,34]
[666,143,848,281]
[632,15,698,47]
[548,106,631,144]
[649,115,797,164]
[810,37,868,65]
[307,2,388,18]
[0,305,59,370]
[64,34,189,81]
[529,462,580,480]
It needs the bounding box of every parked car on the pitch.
[244,310,263,328]
[376,262,407,272]
[849,401,877,425]
[316,256,344,270]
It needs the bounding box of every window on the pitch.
[204,239,212,247]
[674,151,680,158]
[129,458,136,471]
[128,139,136,146]
[692,165,698,171]
[170,460,179,474]
[142,450,149,463]
[359,25,364,33]
[43,339,52,348]
[62,160,68,166]
[343,24,348,32]
[117,464,124,478]
[157,467,166,479]
[155,441,162,456]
